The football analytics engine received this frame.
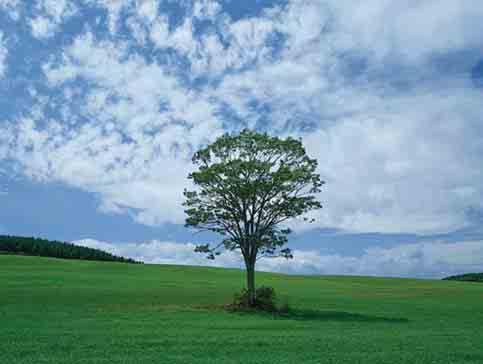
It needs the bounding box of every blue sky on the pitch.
[1,0,483,278]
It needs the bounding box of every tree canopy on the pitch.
[183,129,323,305]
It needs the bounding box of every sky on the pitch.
[1,0,483,278]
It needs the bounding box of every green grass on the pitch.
[1,255,483,364]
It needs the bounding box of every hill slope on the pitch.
[0,235,139,263]
[1,255,483,364]
[443,272,483,282]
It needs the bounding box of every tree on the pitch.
[183,129,324,306]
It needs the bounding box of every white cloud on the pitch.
[30,16,57,38]
[125,0,160,44]
[84,0,134,34]
[149,16,202,66]
[0,0,20,20]
[193,0,220,20]
[135,0,159,23]
[75,238,483,279]
[302,87,483,234]
[4,0,483,236]
[40,0,77,22]
[326,0,483,64]
[29,0,78,39]
[75,238,245,268]
[261,241,483,278]
[11,31,224,225]
[207,1,483,234]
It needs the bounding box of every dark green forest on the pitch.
[443,272,483,282]
[0,235,140,264]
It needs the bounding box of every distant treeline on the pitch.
[0,235,141,264]
[443,273,483,283]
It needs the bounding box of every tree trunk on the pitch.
[246,261,256,306]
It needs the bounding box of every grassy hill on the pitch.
[443,273,483,282]
[1,255,483,364]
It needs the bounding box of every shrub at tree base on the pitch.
[228,286,289,313]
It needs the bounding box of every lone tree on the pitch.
[183,129,323,306]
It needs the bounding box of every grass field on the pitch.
[1,255,483,364]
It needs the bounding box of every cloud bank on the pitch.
[75,238,483,279]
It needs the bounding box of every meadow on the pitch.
[1,254,482,364]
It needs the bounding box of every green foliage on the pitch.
[2,255,483,364]
[0,235,140,264]
[184,129,323,303]
[443,273,483,282]
[230,286,279,312]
